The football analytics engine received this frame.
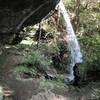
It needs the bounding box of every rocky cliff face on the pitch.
[0,0,59,44]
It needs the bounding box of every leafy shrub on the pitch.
[57,40,68,53]
[79,35,100,80]
[52,41,68,72]
[25,50,51,68]
[36,43,59,57]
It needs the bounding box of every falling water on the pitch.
[58,0,83,82]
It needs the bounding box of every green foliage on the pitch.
[79,35,100,79]
[64,0,76,11]
[40,80,65,90]
[14,0,100,81]
[37,43,59,57]
[39,75,65,90]
[14,49,53,80]
[65,0,100,80]
[80,11,100,35]
[57,41,68,53]
[52,41,68,72]
[15,65,37,80]
[26,50,51,68]
[15,65,37,74]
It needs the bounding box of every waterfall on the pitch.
[58,0,83,82]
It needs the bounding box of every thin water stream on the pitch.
[58,0,83,82]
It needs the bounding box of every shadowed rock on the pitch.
[0,0,59,44]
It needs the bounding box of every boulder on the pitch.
[0,0,59,44]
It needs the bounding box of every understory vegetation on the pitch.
[0,0,99,98]
[14,0,100,83]
[0,0,100,100]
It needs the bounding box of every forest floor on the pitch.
[0,46,100,100]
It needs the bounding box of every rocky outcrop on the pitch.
[0,0,59,44]
[31,90,66,100]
